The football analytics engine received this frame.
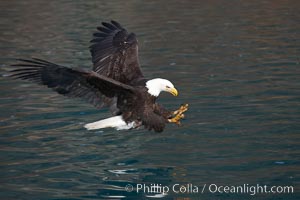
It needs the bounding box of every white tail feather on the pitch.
[84,116,135,130]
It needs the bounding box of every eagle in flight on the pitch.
[10,21,188,132]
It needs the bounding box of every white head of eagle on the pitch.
[146,78,178,97]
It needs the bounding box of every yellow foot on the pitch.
[168,104,189,125]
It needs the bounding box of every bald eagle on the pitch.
[10,21,188,132]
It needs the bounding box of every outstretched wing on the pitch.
[10,58,135,108]
[90,20,144,84]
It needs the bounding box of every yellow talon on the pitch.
[168,103,189,125]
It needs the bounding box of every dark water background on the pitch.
[0,0,299,199]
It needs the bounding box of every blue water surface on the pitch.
[0,0,299,199]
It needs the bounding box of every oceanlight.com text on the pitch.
[125,183,294,196]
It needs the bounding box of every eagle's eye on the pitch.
[166,86,170,89]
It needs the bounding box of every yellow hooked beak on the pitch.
[167,87,178,96]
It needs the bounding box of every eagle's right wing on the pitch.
[90,21,144,84]
[10,58,135,109]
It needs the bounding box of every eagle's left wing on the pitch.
[90,21,144,84]
[10,58,135,109]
